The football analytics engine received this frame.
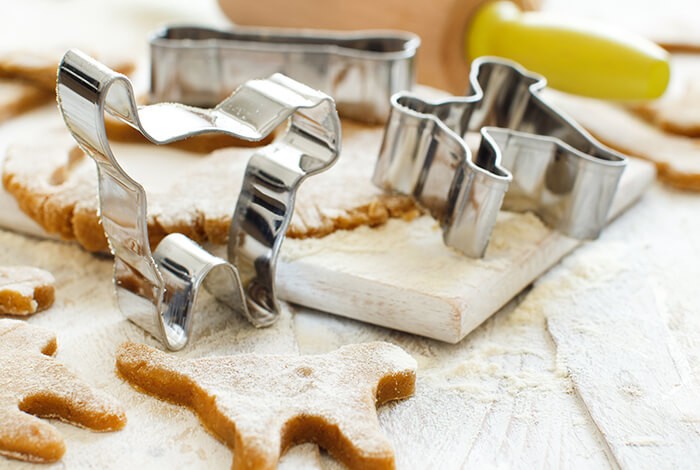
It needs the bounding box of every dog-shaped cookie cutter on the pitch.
[149,25,420,123]
[57,49,340,350]
[373,57,628,258]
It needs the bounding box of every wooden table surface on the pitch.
[2,1,700,469]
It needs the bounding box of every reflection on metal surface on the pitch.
[57,49,340,350]
[150,25,419,123]
[374,57,627,258]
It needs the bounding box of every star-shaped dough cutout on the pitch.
[116,341,416,470]
[0,320,126,463]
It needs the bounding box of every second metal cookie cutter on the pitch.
[149,25,420,123]
[57,49,341,350]
[374,57,627,258]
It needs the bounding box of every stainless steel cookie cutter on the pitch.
[373,57,627,258]
[56,49,340,350]
[149,25,420,123]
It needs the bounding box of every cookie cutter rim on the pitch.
[149,24,420,123]
[56,49,341,350]
[373,56,627,258]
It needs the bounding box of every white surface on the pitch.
[2,0,700,468]
[0,103,655,345]
[6,181,700,469]
[546,255,700,467]
[278,158,654,342]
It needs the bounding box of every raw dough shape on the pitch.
[0,50,134,93]
[632,85,700,137]
[0,265,55,315]
[630,55,700,138]
[0,319,126,463]
[2,122,419,252]
[116,341,417,470]
[544,89,700,191]
[0,52,133,122]
[0,80,52,123]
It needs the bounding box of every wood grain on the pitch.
[546,247,700,468]
[278,158,655,343]
[292,295,615,469]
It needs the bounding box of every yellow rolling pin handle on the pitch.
[467,1,670,100]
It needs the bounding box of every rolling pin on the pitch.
[217,0,670,100]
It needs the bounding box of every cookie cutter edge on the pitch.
[56,49,341,350]
[373,56,628,258]
[149,24,420,123]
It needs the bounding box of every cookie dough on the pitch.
[0,266,54,315]
[545,89,700,191]
[0,320,126,463]
[116,341,416,470]
[3,122,419,252]
[0,80,52,122]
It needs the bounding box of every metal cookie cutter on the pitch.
[149,25,420,123]
[56,49,340,350]
[373,57,627,258]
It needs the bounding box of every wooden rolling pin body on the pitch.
[218,0,539,94]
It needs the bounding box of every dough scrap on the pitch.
[116,341,416,470]
[544,89,700,191]
[0,266,55,316]
[631,84,700,137]
[0,50,133,92]
[0,51,134,122]
[0,80,52,122]
[0,319,126,463]
[2,121,420,252]
[629,55,700,138]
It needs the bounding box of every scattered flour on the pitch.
[0,229,310,469]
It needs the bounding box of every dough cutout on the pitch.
[116,341,416,470]
[0,320,126,463]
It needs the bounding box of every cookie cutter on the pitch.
[373,57,627,258]
[149,25,420,123]
[56,49,340,350]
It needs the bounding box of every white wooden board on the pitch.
[0,108,655,345]
[278,158,655,343]
[1,1,698,469]
[0,118,655,345]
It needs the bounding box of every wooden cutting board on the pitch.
[277,157,654,342]
[0,103,656,344]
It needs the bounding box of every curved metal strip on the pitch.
[56,49,340,349]
[149,25,420,123]
[373,56,627,258]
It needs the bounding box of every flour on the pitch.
[0,201,624,468]
[290,237,628,404]
[282,210,549,295]
[0,229,312,469]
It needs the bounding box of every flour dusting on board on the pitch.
[292,237,627,401]
[282,210,549,293]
